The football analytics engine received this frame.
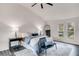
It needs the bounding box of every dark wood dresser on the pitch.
[9,37,24,51]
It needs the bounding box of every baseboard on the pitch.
[54,40,79,46]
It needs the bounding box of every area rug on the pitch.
[14,48,35,56]
[47,42,72,56]
[14,42,72,56]
[0,50,14,56]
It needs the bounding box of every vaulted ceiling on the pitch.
[0,3,79,29]
[0,3,45,28]
[22,3,79,21]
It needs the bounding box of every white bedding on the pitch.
[23,36,54,55]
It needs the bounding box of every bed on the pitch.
[23,36,56,56]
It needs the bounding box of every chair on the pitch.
[37,37,47,56]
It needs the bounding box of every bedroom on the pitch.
[0,3,79,56]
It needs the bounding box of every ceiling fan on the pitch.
[32,3,53,9]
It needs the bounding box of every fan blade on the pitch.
[46,3,53,6]
[32,3,37,7]
[41,3,43,9]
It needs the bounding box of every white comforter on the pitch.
[23,36,54,55]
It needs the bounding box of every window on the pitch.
[67,23,74,39]
[58,24,64,39]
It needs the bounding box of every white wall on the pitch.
[48,17,79,45]
[19,20,45,35]
[19,24,39,33]
[0,22,11,51]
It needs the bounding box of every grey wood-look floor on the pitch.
[0,50,15,56]
[0,45,25,56]
[0,42,79,56]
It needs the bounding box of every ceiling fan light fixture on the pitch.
[46,3,53,6]
[32,3,37,7]
[41,3,43,9]
[32,3,53,9]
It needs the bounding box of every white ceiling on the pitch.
[0,3,79,28]
[21,3,79,21]
[0,3,45,28]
